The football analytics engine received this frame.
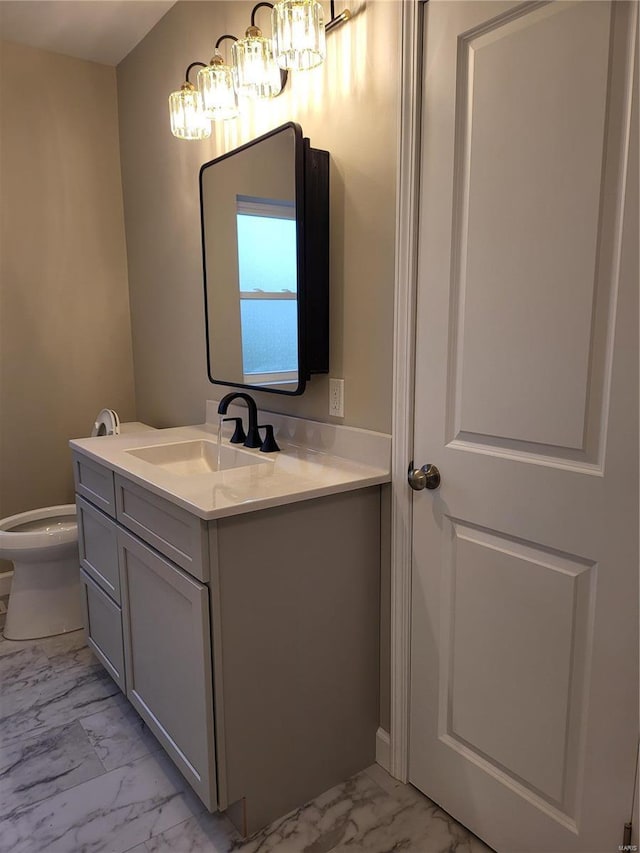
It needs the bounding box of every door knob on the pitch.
[408,463,441,491]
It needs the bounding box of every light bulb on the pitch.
[197,51,239,120]
[273,0,325,71]
[168,83,211,140]
[232,26,282,99]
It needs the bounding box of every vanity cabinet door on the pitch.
[115,475,210,582]
[77,497,120,603]
[72,453,116,517]
[80,569,126,692]
[118,527,217,811]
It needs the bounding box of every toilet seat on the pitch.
[0,504,77,559]
[91,409,120,437]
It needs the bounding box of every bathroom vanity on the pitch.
[69,407,389,836]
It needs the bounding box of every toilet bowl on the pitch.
[0,505,80,640]
[0,411,156,641]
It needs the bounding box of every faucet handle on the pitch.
[222,417,246,445]
[258,424,280,453]
[244,423,262,449]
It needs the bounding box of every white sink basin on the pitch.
[125,439,269,476]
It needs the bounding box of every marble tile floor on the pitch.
[0,630,493,853]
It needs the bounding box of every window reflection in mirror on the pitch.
[236,196,298,386]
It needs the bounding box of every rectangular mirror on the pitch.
[200,123,329,395]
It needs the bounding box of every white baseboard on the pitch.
[0,571,13,597]
[376,727,391,773]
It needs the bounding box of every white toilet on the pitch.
[0,410,153,641]
[0,506,81,640]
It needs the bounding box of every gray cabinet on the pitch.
[73,454,116,517]
[118,527,217,810]
[79,569,126,691]
[115,475,210,581]
[73,453,217,810]
[72,450,380,837]
[77,497,121,602]
[210,489,381,835]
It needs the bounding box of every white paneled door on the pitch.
[409,1,638,851]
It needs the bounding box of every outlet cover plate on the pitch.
[329,378,344,418]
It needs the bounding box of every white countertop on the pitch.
[69,418,391,521]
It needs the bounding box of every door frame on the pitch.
[390,0,423,783]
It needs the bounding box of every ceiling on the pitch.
[0,0,176,66]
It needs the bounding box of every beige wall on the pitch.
[0,40,136,518]
[117,0,398,433]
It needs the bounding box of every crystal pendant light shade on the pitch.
[273,0,325,70]
[168,83,211,139]
[232,26,282,99]
[168,2,353,138]
[197,52,239,120]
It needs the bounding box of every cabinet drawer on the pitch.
[115,475,210,582]
[77,497,120,603]
[80,569,125,692]
[118,527,217,810]
[73,453,116,517]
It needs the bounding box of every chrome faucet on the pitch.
[217,393,262,449]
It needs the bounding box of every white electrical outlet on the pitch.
[329,378,345,418]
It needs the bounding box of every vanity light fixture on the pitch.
[169,2,351,139]
[272,0,326,71]
[168,62,211,140]
[232,3,286,99]
[272,1,351,70]
[197,35,239,120]
[324,0,352,32]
